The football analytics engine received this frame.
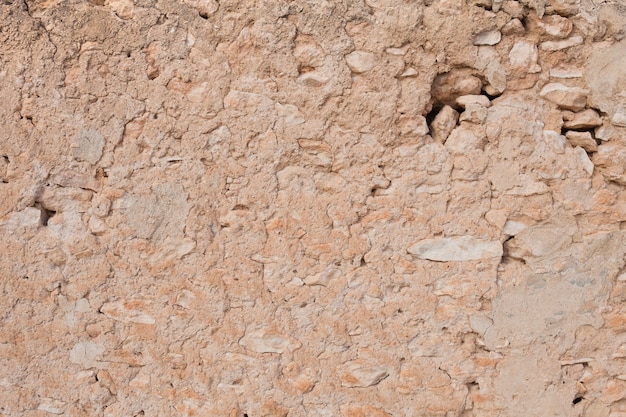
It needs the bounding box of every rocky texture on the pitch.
[1,0,626,416]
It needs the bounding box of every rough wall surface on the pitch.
[1,0,626,415]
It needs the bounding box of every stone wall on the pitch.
[1,0,626,415]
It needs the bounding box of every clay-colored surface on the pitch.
[1,0,626,416]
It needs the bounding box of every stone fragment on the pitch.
[275,103,305,125]
[445,124,487,153]
[456,94,490,108]
[574,146,594,175]
[547,0,578,16]
[565,131,597,152]
[345,51,377,73]
[549,68,583,78]
[563,109,602,129]
[539,83,588,111]
[485,209,508,230]
[398,67,418,78]
[69,341,105,369]
[509,41,541,73]
[538,14,573,38]
[543,130,567,154]
[239,329,301,354]
[431,70,483,105]
[502,0,524,18]
[408,236,503,262]
[72,129,105,164]
[592,143,626,184]
[473,30,502,46]
[100,299,156,325]
[595,124,618,141]
[612,106,626,127]
[540,36,583,51]
[502,19,525,36]
[503,219,529,235]
[303,267,341,286]
[459,103,488,123]
[37,398,66,414]
[431,105,459,143]
[337,360,389,388]
[477,48,507,94]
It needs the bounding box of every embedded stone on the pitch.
[408,236,503,261]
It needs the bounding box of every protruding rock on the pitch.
[456,94,491,108]
[431,70,483,105]
[431,105,459,143]
[565,131,597,152]
[473,30,502,46]
[563,109,602,129]
[595,124,618,141]
[408,236,503,262]
[540,83,588,111]
[345,51,378,73]
[574,146,594,175]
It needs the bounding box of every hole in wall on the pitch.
[34,202,56,226]
[572,396,583,405]
[425,105,443,127]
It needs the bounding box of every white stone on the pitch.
[509,41,541,73]
[540,36,583,51]
[473,30,502,46]
[408,236,503,261]
[345,51,378,73]
[549,68,583,79]
[239,329,302,354]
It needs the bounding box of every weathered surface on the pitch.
[1,0,626,416]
